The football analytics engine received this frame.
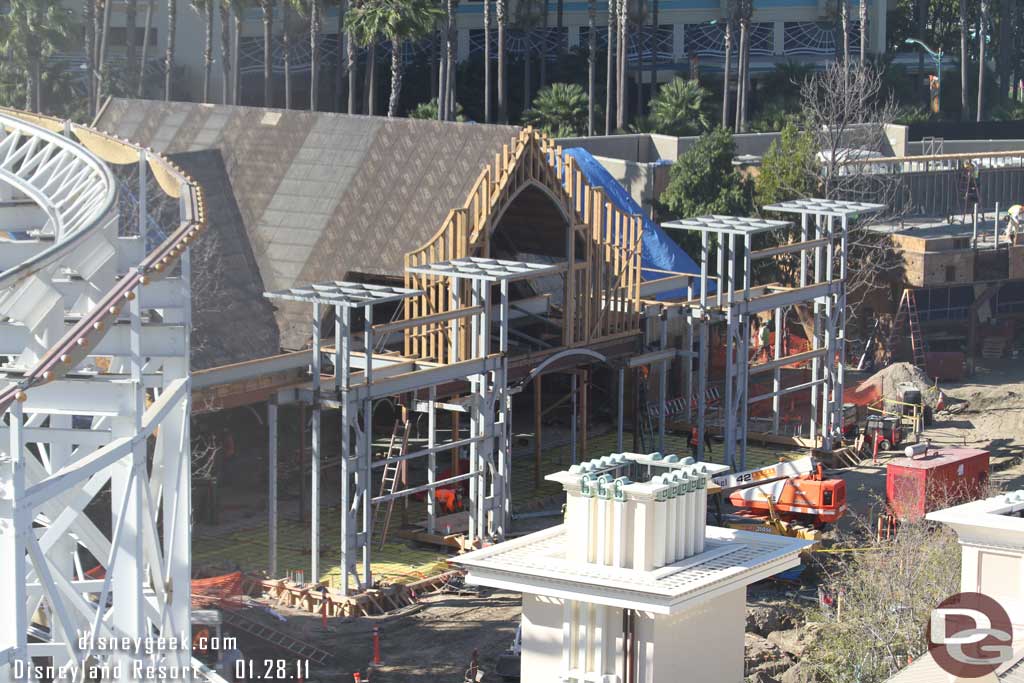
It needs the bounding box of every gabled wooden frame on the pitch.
[404,128,644,364]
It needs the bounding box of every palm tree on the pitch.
[442,0,458,119]
[97,0,111,104]
[615,0,626,129]
[290,0,322,110]
[191,0,215,103]
[735,0,749,132]
[309,1,322,111]
[260,0,274,106]
[649,77,710,136]
[0,0,73,113]
[483,0,491,122]
[84,0,96,112]
[960,0,969,120]
[839,0,849,66]
[345,0,441,117]
[220,0,232,103]
[166,0,177,100]
[408,97,464,120]
[437,22,447,119]
[125,0,139,95]
[335,0,347,111]
[997,0,1014,98]
[522,82,589,136]
[649,0,659,101]
[348,1,358,113]
[282,0,291,108]
[722,10,734,129]
[139,0,155,96]
[496,0,507,122]
[977,0,989,122]
[605,0,615,133]
[587,0,596,134]
[858,0,867,62]
[226,0,247,104]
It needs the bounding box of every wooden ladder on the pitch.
[890,290,927,367]
[373,419,411,549]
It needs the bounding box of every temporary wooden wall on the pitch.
[404,128,643,364]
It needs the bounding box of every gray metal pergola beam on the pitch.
[406,256,565,281]
[264,281,422,307]
[661,215,791,236]
[762,198,886,217]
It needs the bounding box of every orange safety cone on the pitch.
[372,625,381,665]
[353,673,361,683]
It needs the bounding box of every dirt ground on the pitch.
[226,586,521,682]
[836,358,1024,523]
[220,359,1024,682]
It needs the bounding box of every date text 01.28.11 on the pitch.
[234,659,311,679]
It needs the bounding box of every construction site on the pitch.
[4,100,1024,683]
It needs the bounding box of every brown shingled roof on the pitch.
[95,99,520,352]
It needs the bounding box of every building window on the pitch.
[945,265,956,282]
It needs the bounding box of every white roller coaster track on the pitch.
[0,108,214,681]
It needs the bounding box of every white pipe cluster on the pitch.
[553,454,713,681]
[561,454,711,571]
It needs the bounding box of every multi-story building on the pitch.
[23,0,892,108]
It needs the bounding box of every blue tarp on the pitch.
[563,147,712,296]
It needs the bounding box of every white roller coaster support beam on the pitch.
[0,108,212,680]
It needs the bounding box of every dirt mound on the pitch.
[855,362,939,407]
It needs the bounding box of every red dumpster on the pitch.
[885,447,990,520]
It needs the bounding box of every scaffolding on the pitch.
[264,260,565,594]
[256,128,877,603]
[659,199,884,468]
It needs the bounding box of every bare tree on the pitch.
[800,62,904,323]
[804,505,963,682]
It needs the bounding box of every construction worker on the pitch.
[689,426,714,460]
[1007,204,1023,245]
[759,320,771,361]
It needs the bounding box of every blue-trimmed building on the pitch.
[43,0,893,107]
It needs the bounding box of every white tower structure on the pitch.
[458,453,811,683]
[0,109,208,679]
